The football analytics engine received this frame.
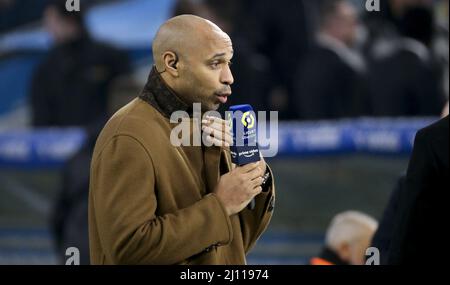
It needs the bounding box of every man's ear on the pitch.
[162,51,179,77]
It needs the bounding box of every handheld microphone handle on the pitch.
[228,104,259,211]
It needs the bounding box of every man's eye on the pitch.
[210,62,220,69]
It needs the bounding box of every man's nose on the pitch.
[220,64,234,85]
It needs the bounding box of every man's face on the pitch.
[44,7,65,43]
[177,30,234,111]
[391,0,426,16]
[44,7,78,44]
[348,232,373,265]
[335,2,359,47]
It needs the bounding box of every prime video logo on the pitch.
[66,0,80,12]
[366,0,380,12]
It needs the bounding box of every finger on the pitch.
[209,122,232,138]
[202,125,232,145]
[205,134,230,147]
[205,135,223,147]
[244,166,263,181]
[204,120,232,139]
[236,162,259,173]
[205,115,228,126]
[256,160,266,176]
[250,176,264,188]
[205,118,232,134]
[202,126,223,141]
[201,119,213,127]
[246,186,262,200]
[252,186,263,195]
[201,125,214,136]
[203,129,231,147]
[202,116,224,127]
[201,123,230,136]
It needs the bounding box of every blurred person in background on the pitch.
[32,0,131,264]
[243,0,311,119]
[367,5,446,116]
[310,211,378,265]
[295,0,370,120]
[362,0,448,62]
[30,0,130,137]
[432,0,448,79]
[362,0,424,59]
[51,75,140,265]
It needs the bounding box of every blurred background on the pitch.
[0,0,448,265]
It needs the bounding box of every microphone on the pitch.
[227,104,260,210]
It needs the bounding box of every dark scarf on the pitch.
[139,66,192,118]
[317,247,349,265]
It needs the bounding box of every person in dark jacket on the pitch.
[295,0,369,120]
[367,6,446,117]
[244,0,311,119]
[51,76,140,265]
[30,0,130,135]
[52,137,93,265]
[362,0,421,58]
[388,115,449,264]
[371,104,449,264]
[370,175,406,265]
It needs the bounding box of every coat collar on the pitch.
[139,66,191,118]
[318,247,349,265]
[139,66,231,193]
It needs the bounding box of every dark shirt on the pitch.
[388,116,449,264]
[30,34,130,129]
[295,45,369,120]
[310,247,349,265]
[371,175,406,265]
[367,45,445,116]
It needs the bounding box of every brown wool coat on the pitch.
[88,68,275,265]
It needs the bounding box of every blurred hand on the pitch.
[201,115,232,147]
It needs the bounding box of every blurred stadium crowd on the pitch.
[1,0,448,125]
[0,0,448,265]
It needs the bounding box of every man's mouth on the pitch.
[215,93,231,104]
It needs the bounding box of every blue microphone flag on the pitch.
[227,104,261,165]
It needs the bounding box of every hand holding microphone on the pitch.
[203,105,267,215]
[202,115,264,215]
[213,162,264,216]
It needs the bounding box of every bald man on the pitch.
[88,15,275,265]
[311,211,378,265]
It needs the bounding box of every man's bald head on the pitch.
[152,14,228,71]
[150,14,234,111]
